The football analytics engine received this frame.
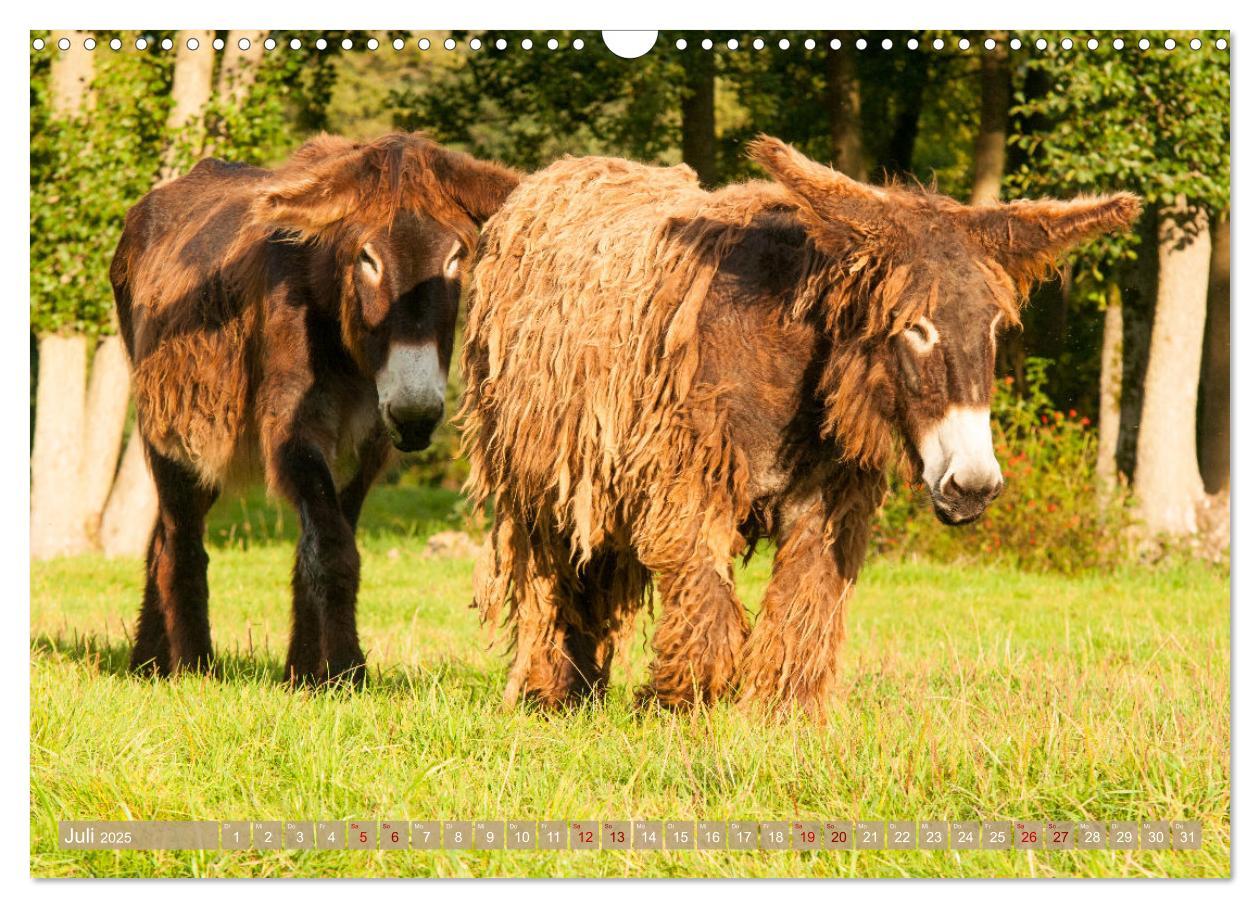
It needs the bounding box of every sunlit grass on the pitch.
[30,487,1230,878]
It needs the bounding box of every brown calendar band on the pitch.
[57,819,1205,851]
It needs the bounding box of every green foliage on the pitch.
[872,358,1132,573]
[30,34,171,337]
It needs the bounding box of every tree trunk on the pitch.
[881,59,927,178]
[216,30,266,104]
[1096,282,1124,496]
[80,336,132,541]
[1197,210,1230,494]
[1134,198,1212,536]
[31,36,97,560]
[1117,214,1159,481]
[970,31,1010,205]
[49,30,95,115]
[100,431,159,558]
[824,31,866,180]
[30,336,89,558]
[680,46,716,187]
[159,30,216,184]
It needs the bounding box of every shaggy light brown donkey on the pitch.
[460,137,1138,716]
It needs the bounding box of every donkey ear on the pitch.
[963,193,1142,291]
[747,135,886,235]
[425,146,521,227]
[252,141,369,240]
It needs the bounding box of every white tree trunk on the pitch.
[100,431,159,558]
[81,335,131,541]
[30,336,90,558]
[1134,198,1212,536]
[217,30,266,105]
[1096,283,1124,497]
[49,30,95,116]
[159,30,216,184]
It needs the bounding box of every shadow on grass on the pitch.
[30,630,499,701]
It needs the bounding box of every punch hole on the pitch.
[1061,38,1073,50]
[881,38,892,50]
[316,38,327,51]
[1164,38,1176,50]
[779,38,790,50]
[443,38,455,50]
[804,38,816,49]
[829,38,840,50]
[238,37,251,51]
[367,38,379,50]
[676,38,687,50]
[1087,38,1099,50]
[752,37,764,50]
[1139,38,1150,50]
[1036,38,1048,50]
[702,38,713,50]
[418,38,430,50]
[161,38,173,51]
[1010,38,1023,50]
[186,37,199,51]
[1113,38,1124,50]
[1190,38,1202,50]
[572,38,585,50]
[32,37,45,50]
[213,37,224,50]
[289,38,302,51]
[342,38,353,50]
[907,38,920,50]
[958,37,970,50]
[57,37,70,50]
[602,31,657,58]
[932,38,944,50]
[264,38,276,50]
[495,38,507,50]
[855,37,867,50]
[522,38,533,50]
[547,38,558,50]
[470,38,483,50]
[136,38,148,50]
[392,38,404,50]
[984,37,996,50]
[84,37,97,50]
[1215,38,1228,50]
[110,38,121,51]
[727,38,739,50]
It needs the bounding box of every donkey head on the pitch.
[255,134,519,451]
[750,136,1140,525]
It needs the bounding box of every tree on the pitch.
[30,31,96,559]
[680,46,716,186]
[824,32,865,179]
[1198,210,1230,493]
[970,31,1010,204]
[1012,35,1229,537]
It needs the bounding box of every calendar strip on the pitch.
[58,819,1203,851]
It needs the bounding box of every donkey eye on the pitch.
[444,247,464,279]
[358,245,382,280]
[902,317,939,353]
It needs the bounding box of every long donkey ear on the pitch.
[963,194,1142,293]
[252,136,374,241]
[747,135,887,238]
[424,145,521,227]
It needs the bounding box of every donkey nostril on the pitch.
[943,475,963,499]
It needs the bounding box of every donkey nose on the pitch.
[944,472,1003,502]
[387,399,443,426]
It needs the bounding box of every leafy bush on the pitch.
[871,358,1132,573]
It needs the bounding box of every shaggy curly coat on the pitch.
[461,136,1139,715]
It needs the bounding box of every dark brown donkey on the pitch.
[462,137,1138,716]
[112,133,518,684]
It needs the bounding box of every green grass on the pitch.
[30,487,1230,878]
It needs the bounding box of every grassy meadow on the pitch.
[29,486,1230,878]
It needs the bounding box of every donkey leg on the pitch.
[130,448,217,674]
[275,440,364,686]
[736,474,884,717]
[640,547,749,709]
[561,551,651,702]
